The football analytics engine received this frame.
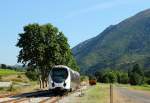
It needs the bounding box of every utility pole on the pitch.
[110,84,113,103]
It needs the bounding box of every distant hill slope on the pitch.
[72,9,150,74]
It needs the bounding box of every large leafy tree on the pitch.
[129,64,144,85]
[16,23,79,88]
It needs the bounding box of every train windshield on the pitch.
[51,67,68,83]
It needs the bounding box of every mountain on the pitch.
[72,9,150,74]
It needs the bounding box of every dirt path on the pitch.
[114,87,150,103]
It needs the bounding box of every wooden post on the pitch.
[110,84,113,103]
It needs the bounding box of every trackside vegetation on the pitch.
[93,64,149,85]
[72,84,109,103]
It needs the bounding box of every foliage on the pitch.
[120,73,129,84]
[16,23,79,87]
[95,71,103,82]
[129,64,144,85]
[102,71,117,83]
[95,69,129,84]
[80,75,89,82]
[25,67,39,81]
[144,70,150,78]
[95,69,117,83]
[88,75,96,80]
[144,78,150,85]
[1,64,7,69]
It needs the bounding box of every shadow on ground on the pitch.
[11,90,66,98]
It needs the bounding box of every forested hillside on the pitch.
[73,9,150,74]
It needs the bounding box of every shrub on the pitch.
[129,64,144,85]
[145,78,150,85]
[102,71,117,83]
[25,68,39,81]
[17,75,22,78]
[80,76,88,82]
[129,72,143,85]
[120,73,129,84]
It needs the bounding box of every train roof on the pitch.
[53,65,69,69]
[53,65,79,75]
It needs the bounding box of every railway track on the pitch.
[0,90,61,103]
[0,86,83,103]
[0,97,60,103]
[0,93,17,98]
[0,97,27,103]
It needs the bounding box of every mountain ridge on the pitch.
[72,9,150,74]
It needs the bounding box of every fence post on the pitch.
[110,84,113,103]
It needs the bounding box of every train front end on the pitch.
[48,65,71,91]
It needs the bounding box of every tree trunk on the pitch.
[39,76,42,89]
[42,77,45,88]
[44,78,48,87]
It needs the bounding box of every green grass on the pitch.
[0,69,22,76]
[129,85,150,91]
[69,83,110,103]
[115,83,150,91]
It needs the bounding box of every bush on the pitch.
[102,71,117,83]
[129,72,143,85]
[80,76,88,82]
[95,71,103,82]
[17,75,22,78]
[88,75,96,81]
[120,73,129,84]
[145,70,150,78]
[102,75,110,83]
[129,64,144,85]
[25,68,39,81]
[145,78,150,85]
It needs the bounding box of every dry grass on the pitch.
[1,74,29,82]
[15,82,39,94]
[0,73,40,95]
[60,83,110,103]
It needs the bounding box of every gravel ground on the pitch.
[0,82,12,88]
[0,90,55,103]
[58,86,88,103]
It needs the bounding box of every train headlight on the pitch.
[63,82,66,87]
[52,82,55,87]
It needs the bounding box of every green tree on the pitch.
[1,64,7,69]
[25,67,39,81]
[16,23,79,88]
[95,71,103,82]
[129,64,144,85]
[102,71,117,83]
[120,73,129,84]
[102,74,110,83]
[56,32,79,71]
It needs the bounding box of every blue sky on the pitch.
[0,0,150,65]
